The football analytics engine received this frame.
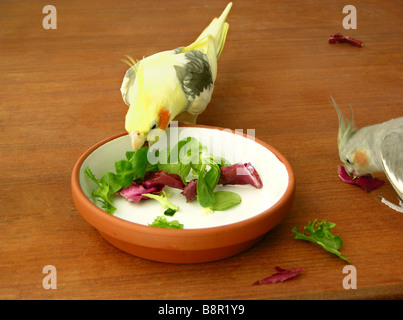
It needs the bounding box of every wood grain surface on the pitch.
[1,0,402,300]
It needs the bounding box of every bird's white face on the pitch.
[125,102,171,151]
[339,147,370,177]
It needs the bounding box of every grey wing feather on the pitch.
[120,67,136,106]
[174,50,213,102]
[380,128,403,198]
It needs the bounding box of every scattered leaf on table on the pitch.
[338,165,385,192]
[252,266,303,285]
[292,219,351,263]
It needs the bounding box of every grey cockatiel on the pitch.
[120,2,232,151]
[332,97,403,213]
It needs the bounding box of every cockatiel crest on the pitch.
[120,2,233,151]
[332,97,403,213]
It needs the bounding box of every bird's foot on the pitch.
[378,195,403,213]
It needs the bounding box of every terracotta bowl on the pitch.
[71,125,295,263]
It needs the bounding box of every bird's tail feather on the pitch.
[185,2,232,59]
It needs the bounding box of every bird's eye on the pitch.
[346,158,352,164]
[151,123,157,130]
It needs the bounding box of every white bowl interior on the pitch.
[79,127,289,229]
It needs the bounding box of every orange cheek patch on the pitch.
[354,151,369,168]
[158,107,171,130]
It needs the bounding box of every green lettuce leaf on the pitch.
[211,191,242,211]
[292,219,351,263]
[142,191,178,212]
[84,146,151,214]
[148,216,183,229]
[84,167,118,213]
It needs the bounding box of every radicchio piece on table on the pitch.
[252,266,303,285]
[117,182,164,203]
[329,33,363,47]
[219,163,263,189]
[338,165,385,192]
[142,170,184,190]
[181,179,198,202]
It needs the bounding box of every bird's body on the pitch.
[121,3,232,150]
[332,97,403,212]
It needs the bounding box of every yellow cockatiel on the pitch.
[120,3,232,151]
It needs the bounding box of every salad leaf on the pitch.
[252,266,303,285]
[205,154,231,168]
[211,191,242,211]
[114,160,135,188]
[163,208,177,216]
[116,147,150,184]
[196,166,216,208]
[118,182,163,203]
[84,167,118,213]
[292,220,351,263]
[181,179,198,202]
[142,171,184,189]
[157,137,203,182]
[148,216,183,229]
[338,165,385,192]
[142,191,179,212]
[178,137,206,165]
[84,146,151,214]
[204,162,221,189]
[196,156,224,208]
[125,151,135,161]
[219,162,263,188]
[129,146,149,180]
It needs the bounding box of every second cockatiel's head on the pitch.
[121,55,174,151]
[332,97,378,177]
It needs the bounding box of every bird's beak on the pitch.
[345,166,358,178]
[129,131,147,151]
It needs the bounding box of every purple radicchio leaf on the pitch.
[252,266,303,285]
[117,182,164,203]
[181,179,198,202]
[142,170,184,190]
[117,170,183,203]
[219,163,263,189]
[338,165,385,192]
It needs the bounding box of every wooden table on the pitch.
[1,0,402,300]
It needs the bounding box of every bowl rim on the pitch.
[71,124,295,250]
